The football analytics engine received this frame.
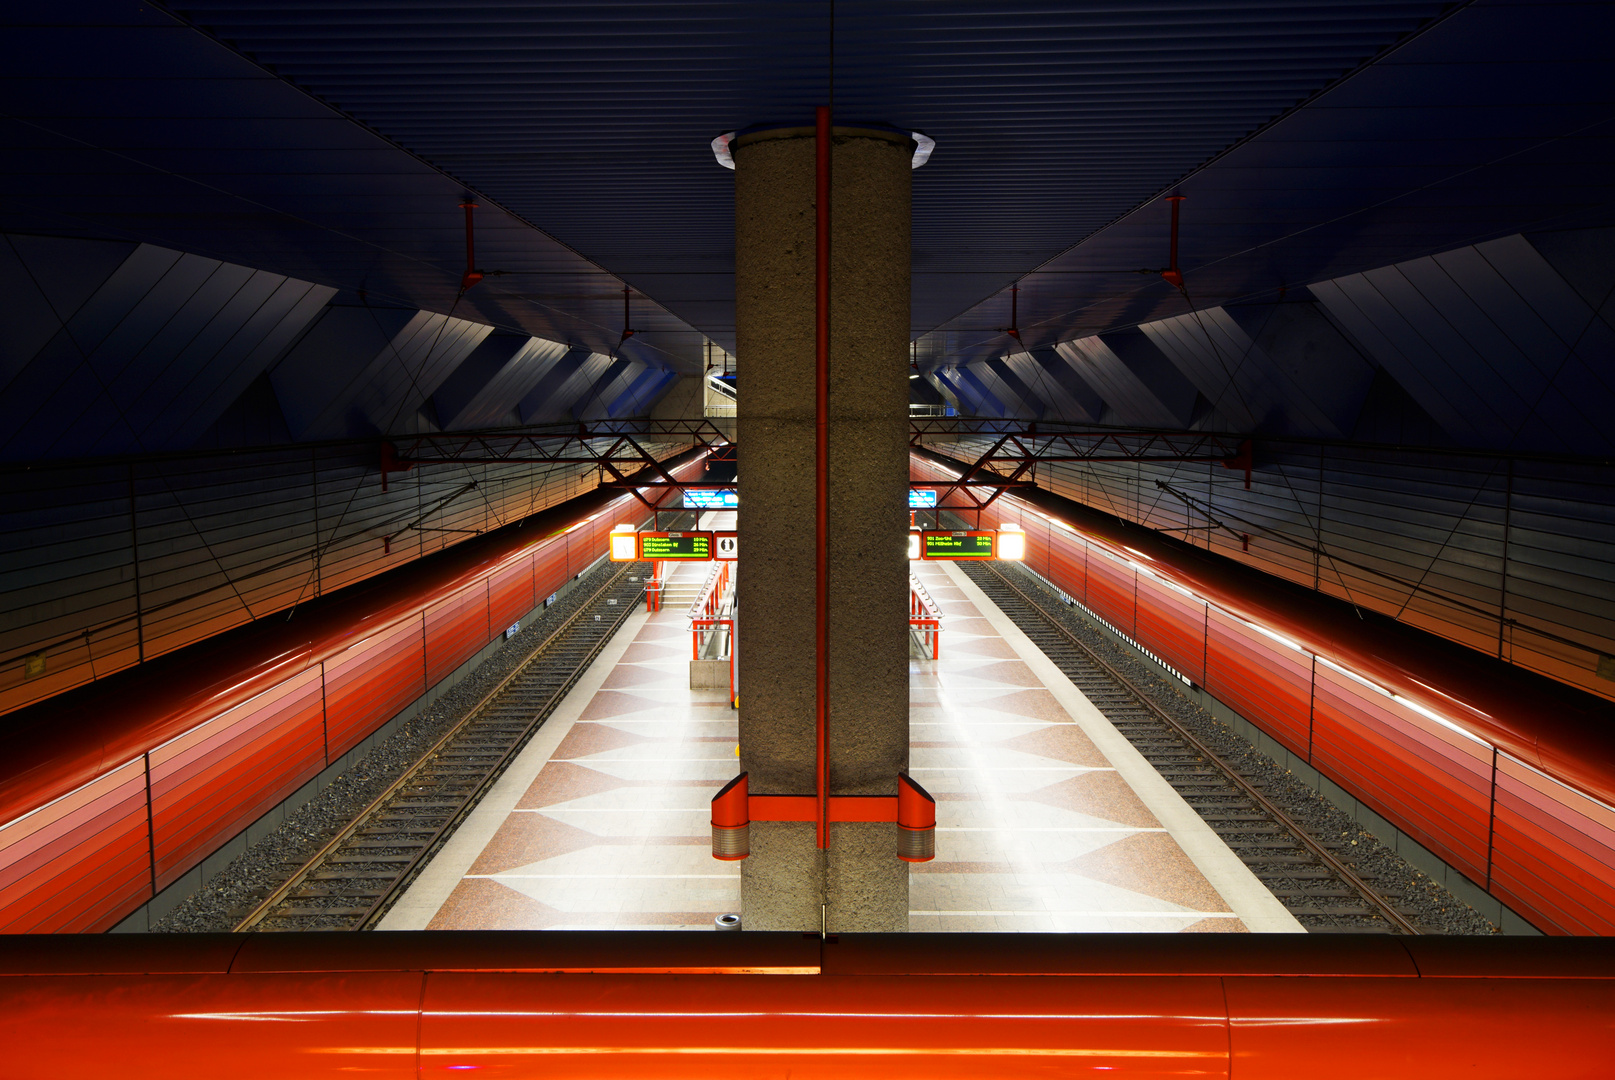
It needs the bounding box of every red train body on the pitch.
[914,451,1615,933]
[0,450,706,932]
[2,932,1612,1078]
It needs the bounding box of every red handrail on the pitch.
[910,573,943,659]
[689,561,736,702]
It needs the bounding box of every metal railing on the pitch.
[910,572,944,659]
[688,560,736,703]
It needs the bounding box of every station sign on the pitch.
[908,488,938,509]
[638,531,714,560]
[685,488,738,509]
[714,532,738,561]
[921,531,997,560]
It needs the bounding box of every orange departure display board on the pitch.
[922,530,996,560]
[637,531,714,560]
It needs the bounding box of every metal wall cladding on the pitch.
[487,557,536,637]
[0,758,149,933]
[147,665,326,891]
[1310,665,1494,885]
[0,435,679,717]
[0,514,603,931]
[0,240,336,460]
[942,436,1615,707]
[1309,234,1615,457]
[1133,575,1207,687]
[435,335,571,431]
[1083,546,1138,637]
[532,536,571,609]
[911,451,1615,933]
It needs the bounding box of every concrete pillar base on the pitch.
[740,823,907,933]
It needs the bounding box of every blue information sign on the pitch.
[684,489,738,509]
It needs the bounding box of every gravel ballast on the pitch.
[152,558,635,933]
[994,560,1499,935]
[154,548,1499,936]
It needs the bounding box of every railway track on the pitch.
[961,561,1422,935]
[235,563,650,932]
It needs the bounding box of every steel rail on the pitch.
[232,563,641,932]
[975,560,1422,936]
[356,580,642,928]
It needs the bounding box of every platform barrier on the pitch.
[1,932,1611,1079]
[909,572,943,659]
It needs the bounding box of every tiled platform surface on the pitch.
[379,558,740,931]
[908,560,1298,933]
[382,557,1299,933]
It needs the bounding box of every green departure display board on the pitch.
[638,531,714,560]
[922,531,996,560]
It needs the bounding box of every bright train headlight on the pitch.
[609,528,638,561]
[997,525,1025,561]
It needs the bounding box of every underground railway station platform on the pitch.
[4,2,1615,1075]
[381,555,1298,934]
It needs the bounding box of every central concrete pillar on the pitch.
[734,122,912,932]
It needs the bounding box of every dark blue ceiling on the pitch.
[7,0,1477,362]
[925,0,1615,368]
[3,1,1612,385]
[160,0,1457,345]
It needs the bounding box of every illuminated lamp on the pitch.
[907,529,922,561]
[609,526,638,562]
[997,524,1026,561]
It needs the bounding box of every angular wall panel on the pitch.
[0,243,334,459]
[434,334,570,430]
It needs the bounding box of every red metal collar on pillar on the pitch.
[814,104,831,850]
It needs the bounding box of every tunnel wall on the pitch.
[914,453,1615,935]
[0,452,705,932]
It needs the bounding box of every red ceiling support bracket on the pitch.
[1221,437,1253,489]
[1001,281,1022,342]
[1161,194,1186,290]
[379,441,413,493]
[618,286,638,350]
[458,201,484,292]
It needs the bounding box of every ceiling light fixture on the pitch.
[711,129,935,169]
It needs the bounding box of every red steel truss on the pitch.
[381,419,1250,522]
